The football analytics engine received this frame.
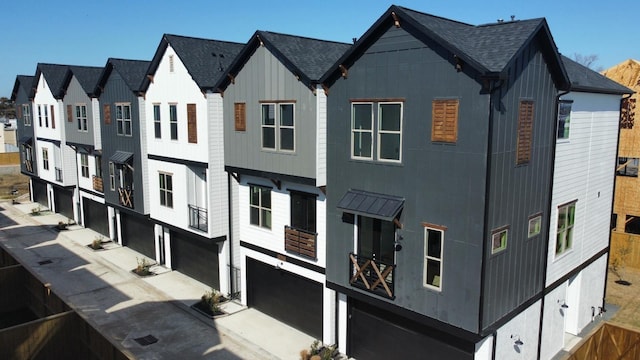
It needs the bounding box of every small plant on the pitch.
[611,236,633,285]
[201,288,223,314]
[134,257,152,276]
[301,340,337,360]
[57,221,68,230]
[31,206,41,215]
[90,236,104,250]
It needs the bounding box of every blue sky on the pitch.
[3,0,639,97]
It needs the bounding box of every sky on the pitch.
[3,0,639,98]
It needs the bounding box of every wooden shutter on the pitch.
[431,99,458,143]
[50,105,55,129]
[187,103,197,144]
[67,105,73,122]
[234,102,246,131]
[103,104,111,125]
[17,105,22,120]
[516,100,534,165]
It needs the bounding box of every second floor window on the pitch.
[556,201,576,256]
[95,156,102,177]
[261,103,295,151]
[617,157,639,177]
[159,172,173,208]
[557,100,572,139]
[76,105,88,132]
[23,105,31,126]
[351,101,403,162]
[250,185,271,229]
[116,104,132,136]
[80,153,89,178]
[169,104,178,140]
[42,148,49,170]
[290,191,316,233]
[154,104,161,139]
[109,162,115,190]
[424,226,444,290]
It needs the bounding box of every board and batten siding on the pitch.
[63,76,95,146]
[33,76,62,143]
[326,25,489,333]
[223,46,318,180]
[546,92,620,285]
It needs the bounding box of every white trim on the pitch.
[376,102,403,163]
[423,226,443,291]
[350,102,374,160]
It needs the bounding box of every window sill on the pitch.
[553,248,574,261]
[348,158,404,167]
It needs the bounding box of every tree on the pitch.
[573,53,604,72]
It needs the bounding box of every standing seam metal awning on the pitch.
[19,136,33,145]
[109,151,134,164]
[337,189,404,221]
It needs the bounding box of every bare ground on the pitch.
[0,172,29,199]
[605,266,640,330]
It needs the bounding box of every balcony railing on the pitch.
[349,253,395,299]
[92,176,103,192]
[55,167,63,182]
[24,159,33,173]
[285,226,317,259]
[118,186,134,208]
[188,204,208,232]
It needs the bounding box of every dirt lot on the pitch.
[605,266,640,330]
[0,172,30,199]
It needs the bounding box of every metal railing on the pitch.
[188,204,208,232]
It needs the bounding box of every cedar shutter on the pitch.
[103,104,111,125]
[17,105,22,120]
[187,103,197,144]
[67,105,73,122]
[516,100,534,165]
[431,99,458,143]
[234,102,246,131]
[50,105,55,129]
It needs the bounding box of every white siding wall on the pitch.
[316,85,327,187]
[474,336,493,360]
[238,175,327,268]
[61,141,77,186]
[206,93,228,238]
[546,92,620,285]
[76,153,100,192]
[494,300,541,360]
[91,98,102,149]
[33,75,62,141]
[36,141,55,183]
[540,284,568,360]
[567,255,608,335]
[138,96,150,214]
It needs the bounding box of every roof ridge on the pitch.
[395,5,473,27]
[258,30,351,45]
[476,17,544,28]
[164,33,244,46]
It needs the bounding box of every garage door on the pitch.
[171,231,219,288]
[31,179,47,207]
[348,300,473,360]
[120,213,155,258]
[246,258,322,339]
[53,188,74,219]
[82,198,109,237]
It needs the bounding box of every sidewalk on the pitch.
[0,200,315,359]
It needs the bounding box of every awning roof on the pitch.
[19,136,32,144]
[337,189,404,221]
[109,151,133,165]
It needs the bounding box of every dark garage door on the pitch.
[82,198,109,237]
[171,231,219,289]
[53,187,74,219]
[120,213,155,259]
[246,258,322,339]
[31,179,47,207]
[349,300,473,360]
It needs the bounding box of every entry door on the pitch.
[357,216,395,264]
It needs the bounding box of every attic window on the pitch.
[169,55,175,73]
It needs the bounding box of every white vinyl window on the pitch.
[76,105,88,132]
[159,172,173,208]
[424,226,443,290]
[261,103,295,151]
[351,101,402,162]
[109,162,115,190]
[80,153,89,178]
[491,227,508,254]
[115,103,132,136]
[250,185,272,229]
[23,105,31,126]
[556,201,576,256]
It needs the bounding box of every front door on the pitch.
[357,216,395,264]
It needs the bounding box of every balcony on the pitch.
[188,205,208,232]
[118,186,134,208]
[349,253,395,299]
[92,176,103,192]
[284,226,317,259]
[55,167,63,182]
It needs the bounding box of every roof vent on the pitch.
[497,19,504,23]
[510,15,516,21]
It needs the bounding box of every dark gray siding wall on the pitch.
[99,71,145,214]
[326,25,490,332]
[223,46,317,179]
[15,87,36,175]
[64,76,95,146]
[481,39,557,329]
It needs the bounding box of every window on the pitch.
[50,105,55,129]
[424,226,443,290]
[432,99,459,143]
[235,102,246,131]
[491,227,508,254]
[557,100,572,139]
[43,105,49,127]
[169,55,175,73]
[115,104,132,136]
[159,173,173,208]
[528,214,542,238]
[250,185,271,229]
[351,101,403,162]
[617,157,639,177]
[80,153,89,178]
[95,156,102,177]
[187,103,197,144]
[625,215,640,235]
[517,100,534,165]
[38,105,42,127]
[22,105,31,126]
[169,104,178,140]
[290,191,316,233]
[42,148,49,170]
[153,104,161,139]
[358,216,395,264]
[76,105,88,132]
[261,103,295,151]
[556,201,576,255]
[109,162,115,191]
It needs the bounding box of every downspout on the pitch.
[602,93,631,312]
[227,172,235,298]
[536,89,569,360]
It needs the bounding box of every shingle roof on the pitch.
[142,34,244,91]
[68,66,103,96]
[11,75,35,101]
[110,58,150,92]
[36,63,70,99]
[561,55,632,95]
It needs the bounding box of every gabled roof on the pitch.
[216,30,351,91]
[95,58,151,97]
[561,56,633,95]
[11,75,35,102]
[34,63,70,99]
[141,34,244,92]
[66,66,103,97]
[321,5,569,90]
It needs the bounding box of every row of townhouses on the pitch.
[11,5,632,359]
